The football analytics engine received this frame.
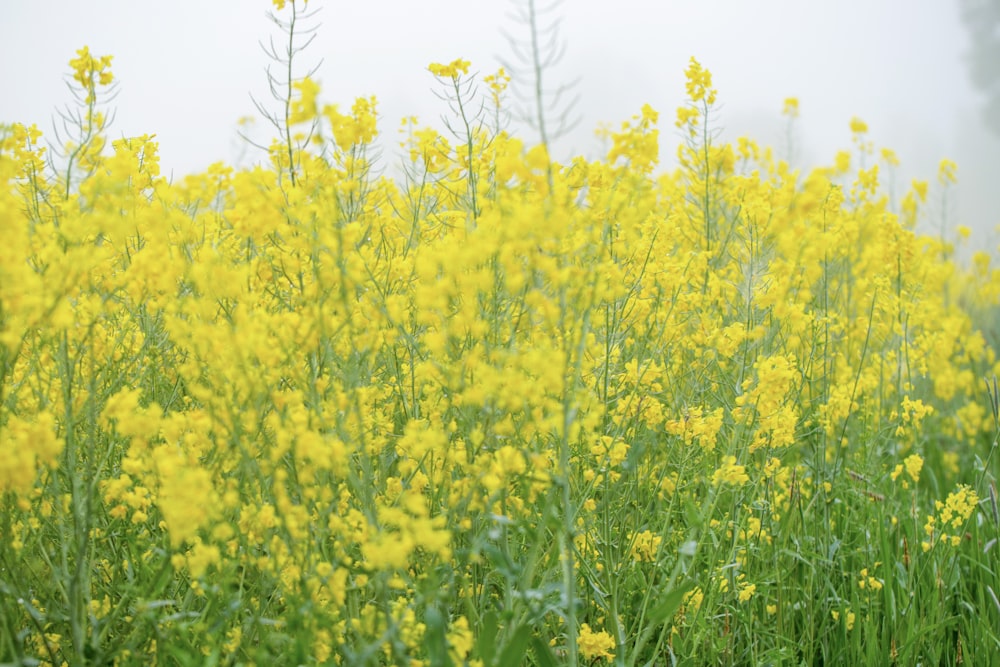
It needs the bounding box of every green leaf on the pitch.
[497,624,531,667]
[476,610,498,664]
[530,636,559,667]
[647,581,695,626]
[424,605,453,667]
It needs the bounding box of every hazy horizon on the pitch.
[3,0,998,260]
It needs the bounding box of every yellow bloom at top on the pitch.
[323,95,379,149]
[484,67,511,105]
[684,57,716,105]
[849,116,868,134]
[881,147,900,167]
[428,59,471,79]
[68,46,114,93]
[272,0,308,10]
[782,97,799,118]
[937,158,958,185]
[640,103,659,124]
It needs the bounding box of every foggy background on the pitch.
[2,0,998,262]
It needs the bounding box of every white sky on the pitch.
[2,0,998,257]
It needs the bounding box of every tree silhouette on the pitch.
[960,0,1000,136]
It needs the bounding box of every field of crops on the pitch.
[3,2,1000,665]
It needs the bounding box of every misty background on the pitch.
[2,0,998,262]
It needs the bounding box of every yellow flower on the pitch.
[712,456,749,486]
[428,58,471,79]
[0,412,64,495]
[938,158,957,185]
[289,77,321,125]
[684,57,717,105]
[629,530,663,562]
[834,150,851,173]
[448,616,475,662]
[891,453,923,488]
[526,144,549,171]
[484,67,511,106]
[858,567,883,591]
[939,485,978,529]
[185,540,221,579]
[641,103,659,124]
[831,609,856,630]
[922,485,978,550]
[849,116,868,134]
[272,0,308,11]
[782,97,799,118]
[322,96,379,149]
[577,623,615,662]
[904,454,924,482]
[675,105,700,130]
[69,46,114,90]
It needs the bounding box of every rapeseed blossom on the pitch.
[629,530,662,562]
[783,97,800,118]
[923,485,979,551]
[684,56,716,105]
[891,453,924,488]
[578,623,616,662]
[68,46,113,91]
[713,456,750,486]
[428,58,471,79]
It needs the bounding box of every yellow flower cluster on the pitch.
[0,412,62,497]
[890,453,924,488]
[428,58,471,79]
[577,623,616,662]
[288,77,321,126]
[858,565,883,591]
[713,456,750,487]
[684,56,717,105]
[783,97,800,118]
[629,529,663,562]
[923,485,979,550]
[69,45,114,90]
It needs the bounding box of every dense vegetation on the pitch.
[2,2,999,664]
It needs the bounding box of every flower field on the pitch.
[2,3,1000,665]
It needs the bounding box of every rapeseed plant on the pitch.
[2,2,1000,665]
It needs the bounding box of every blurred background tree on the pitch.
[960,0,1000,136]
